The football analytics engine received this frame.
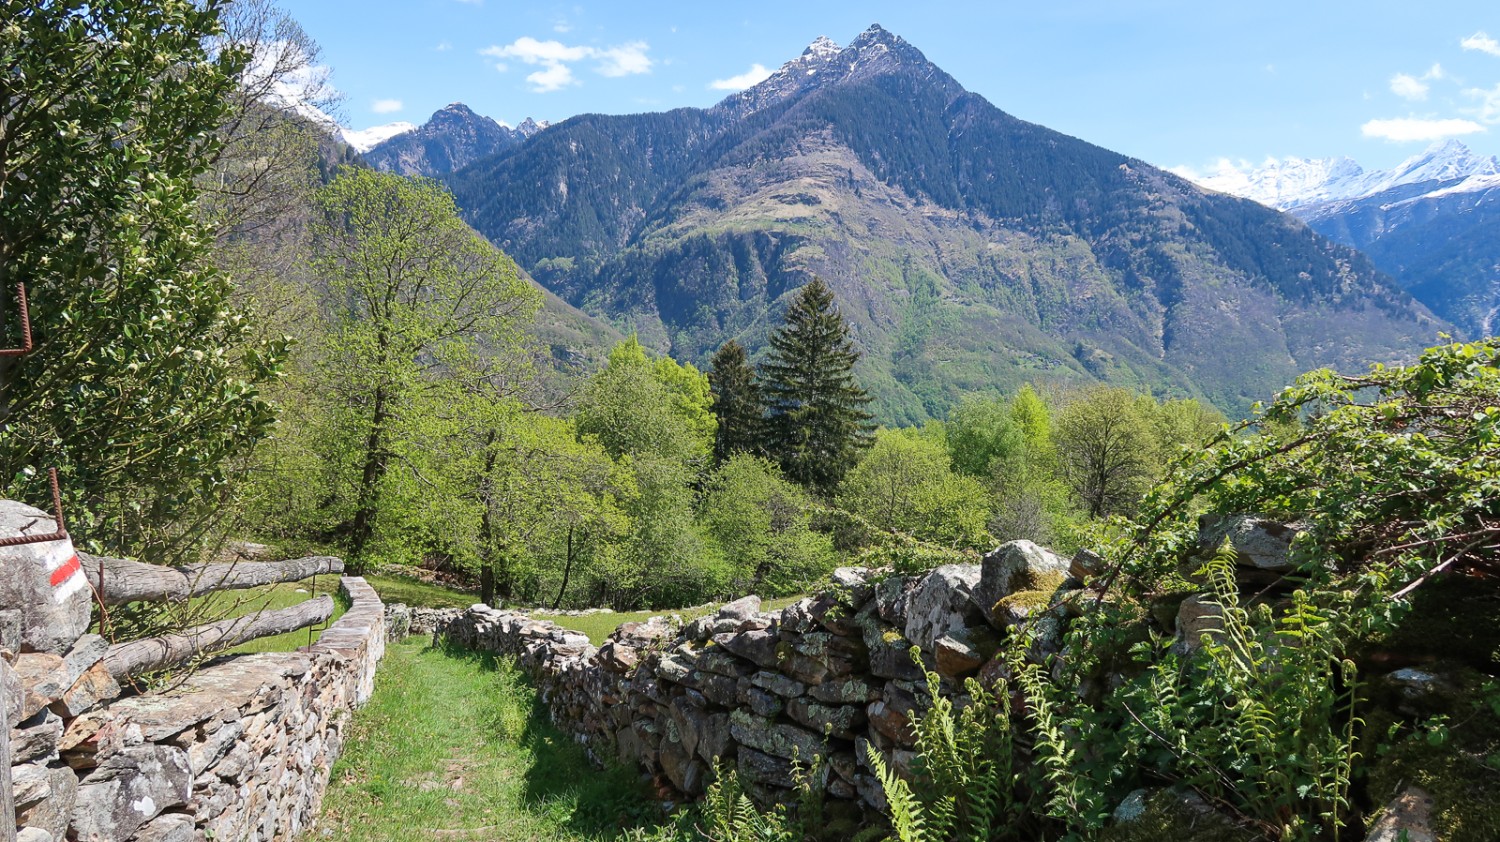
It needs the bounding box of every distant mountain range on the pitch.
[352,26,1447,422]
[347,105,550,176]
[1181,141,1500,337]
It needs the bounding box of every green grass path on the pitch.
[317,637,663,841]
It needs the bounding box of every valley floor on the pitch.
[315,636,663,841]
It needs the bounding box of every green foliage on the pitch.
[944,395,1025,479]
[576,336,715,464]
[839,429,991,549]
[709,340,765,465]
[867,653,1025,842]
[1115,549,1360,841]
[762,278,875,493]
[0,0,285,559]
[701,454,835,596]
[306,167,540,566]
[1054,386,1158,519]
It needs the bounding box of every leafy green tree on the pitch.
[761,278,875,493]
[708,340,764,465]
[945,394,1025,478]
[575,337,714,464]
[989,385,1077,546]
[0,0,289,559]
[1055,386,1156,518]
[310,168,539,565]
[700,454,834,596]
[839,429,990,548]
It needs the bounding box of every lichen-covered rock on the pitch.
[1174,594,1226,655]
[1102,787,1253,842]
[1367,786,1436,842]
[715,628,780,669]
[729,709,826,761]
[787,697,866,740]
[904,564,985,651]
[1194,514,1301,575]
[15,761,76,841]
[717,595,762,622]
[71,745,191,841]
[973,540,1069,627]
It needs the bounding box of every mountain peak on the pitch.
[714,24,955,122]
[803,35,840,59]
[850,23,900,47]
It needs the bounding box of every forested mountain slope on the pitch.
[447,25,1443,423]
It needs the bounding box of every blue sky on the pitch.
[280,0,1500,172]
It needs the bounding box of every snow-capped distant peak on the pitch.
[342,121,417,152]
[1179,140,1500,211]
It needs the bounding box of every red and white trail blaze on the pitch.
[42,540,84,603]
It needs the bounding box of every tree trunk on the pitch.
[480,564,495,607]
[478,429,498,606]
[551,526,574,610]
[103,594,334,680]
[348,386,390,566]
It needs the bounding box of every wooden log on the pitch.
[102,595,334,680]
[180,556,343,597]
[81,553,190,605]
[81,554,343,605]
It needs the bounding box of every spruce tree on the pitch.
[761,278,875,493]
[708,340,765,465]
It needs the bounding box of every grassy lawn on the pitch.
[186,575,349,655]
[541,594,806,645]
[317,637,668,841]
[364,572,477,610]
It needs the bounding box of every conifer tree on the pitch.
[760,278,874,493]
[708,340,765,464]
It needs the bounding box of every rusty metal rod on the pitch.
[0,467,68,547]
[0,283,34,357]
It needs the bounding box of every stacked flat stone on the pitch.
[8,577,385,842]
[436,540,1078,815]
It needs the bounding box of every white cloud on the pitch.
[481,36,652,93]
[1361,117,1487,142]
[553,21,572,33]
[709,63,773,91]
[1390,73,1429,101]
[595,42,652,77]
[371,98,403,114]
[525,62,575,92]
[435,41,452,52]
[1465,83,1500,123]
[1461,31,1500,56]
[483,37,592,65]
[1426,63,1446,80]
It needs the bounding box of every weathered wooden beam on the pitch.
[81,553,189,605]
[102,595,334,680]
[180,556,343,597]
[81,554,343,605]
[1,657,15,842]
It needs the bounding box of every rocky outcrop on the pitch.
[8,577,385,841]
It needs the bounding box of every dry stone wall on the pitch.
[437,540,1076,812]
[7,576,385,842]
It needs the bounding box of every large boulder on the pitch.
[973,541,1069,627]
[904,565,985,651]
[0,500,91,655]
[1193,514,1301,576]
